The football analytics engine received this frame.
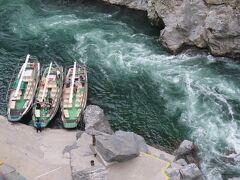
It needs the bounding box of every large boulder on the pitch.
[204,5,240,57]
[166,168,181,180]
[175,140,194,159]
[223,153,240,165]
[96,130,148,162]
[179,163,202,180]
[160,0,208,53]
[147,0,240,58]
[83,105,113,135]
[115,130,149,153]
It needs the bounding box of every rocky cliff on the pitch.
[100,0,240,58]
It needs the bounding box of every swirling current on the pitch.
[0,0,240,179]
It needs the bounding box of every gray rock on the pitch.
[185,154,198,164]
[148,0,240,58]
[170,162,182,170]
[160,0,208,53]
[115,130,148,153]
[180,163,202,180]
[175,140,194,159]
[166,168,181,180]
[96,131,148,162]
[224,153,240,165]
[101,0,148,10]
[175,158,187,166]
[84,105,113,135]
[204,5,240,57]
[72,165,107,180]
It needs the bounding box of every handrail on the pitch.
[14,54,30,97]
[46,63,63,118]
[69,62,76,104]
[41,62,52,102]
[24,61,38,103]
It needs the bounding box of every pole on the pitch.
[15,54,30,97]
[41,62,52,102]
[69,62,76,104]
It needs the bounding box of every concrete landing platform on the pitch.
[108,152,170,180]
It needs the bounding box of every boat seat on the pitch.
[64,99,71,104]
[26,86,32,92]
[51,91,57,96]
[51,87,57,92]
[64,109,69,118]
[35,109,40,118]
[12,95,21,100]
[75,103,81,108]
[64,103,72,108]
[24,91,32,100]
[27,81,34,86]
[10,101,16,109]
[76,94,83,99]
[48,83,57,88]
[76,98,82,103]
[64,88,71,94]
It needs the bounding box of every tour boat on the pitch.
[7,54,40,122]
[32,62,63,127]
[61,62,88,128]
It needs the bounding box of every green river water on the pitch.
[0,0,240,179]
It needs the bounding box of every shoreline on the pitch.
[0,105,203,180]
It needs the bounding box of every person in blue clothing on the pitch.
[36,119,42,133]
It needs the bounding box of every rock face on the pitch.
[97,0,240,58]
[180,163,202,180]
[175,140,194,159]
[84,105,114,135]
[149,0,240,58]
[167,163,202,180]
[101,0,148,10]
[96,130,148,162]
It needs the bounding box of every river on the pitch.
[0,0,240,179]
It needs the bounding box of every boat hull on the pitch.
[61,64,88,129]
[7,56,40,122]
[32,62,63,128]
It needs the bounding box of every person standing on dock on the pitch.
[36,119,42,133]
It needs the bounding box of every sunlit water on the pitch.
[0,0,240,179]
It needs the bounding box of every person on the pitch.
[36,119,42,133]
[66,79,71,88]
[74,81,78,93]
[90,160,94,166]
[56,70,60,78]
[48,97,53,110]
[80,75,85,87]
[36,100,41,109]
[92,134,96,146]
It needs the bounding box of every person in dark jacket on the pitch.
[36,119,42,133]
